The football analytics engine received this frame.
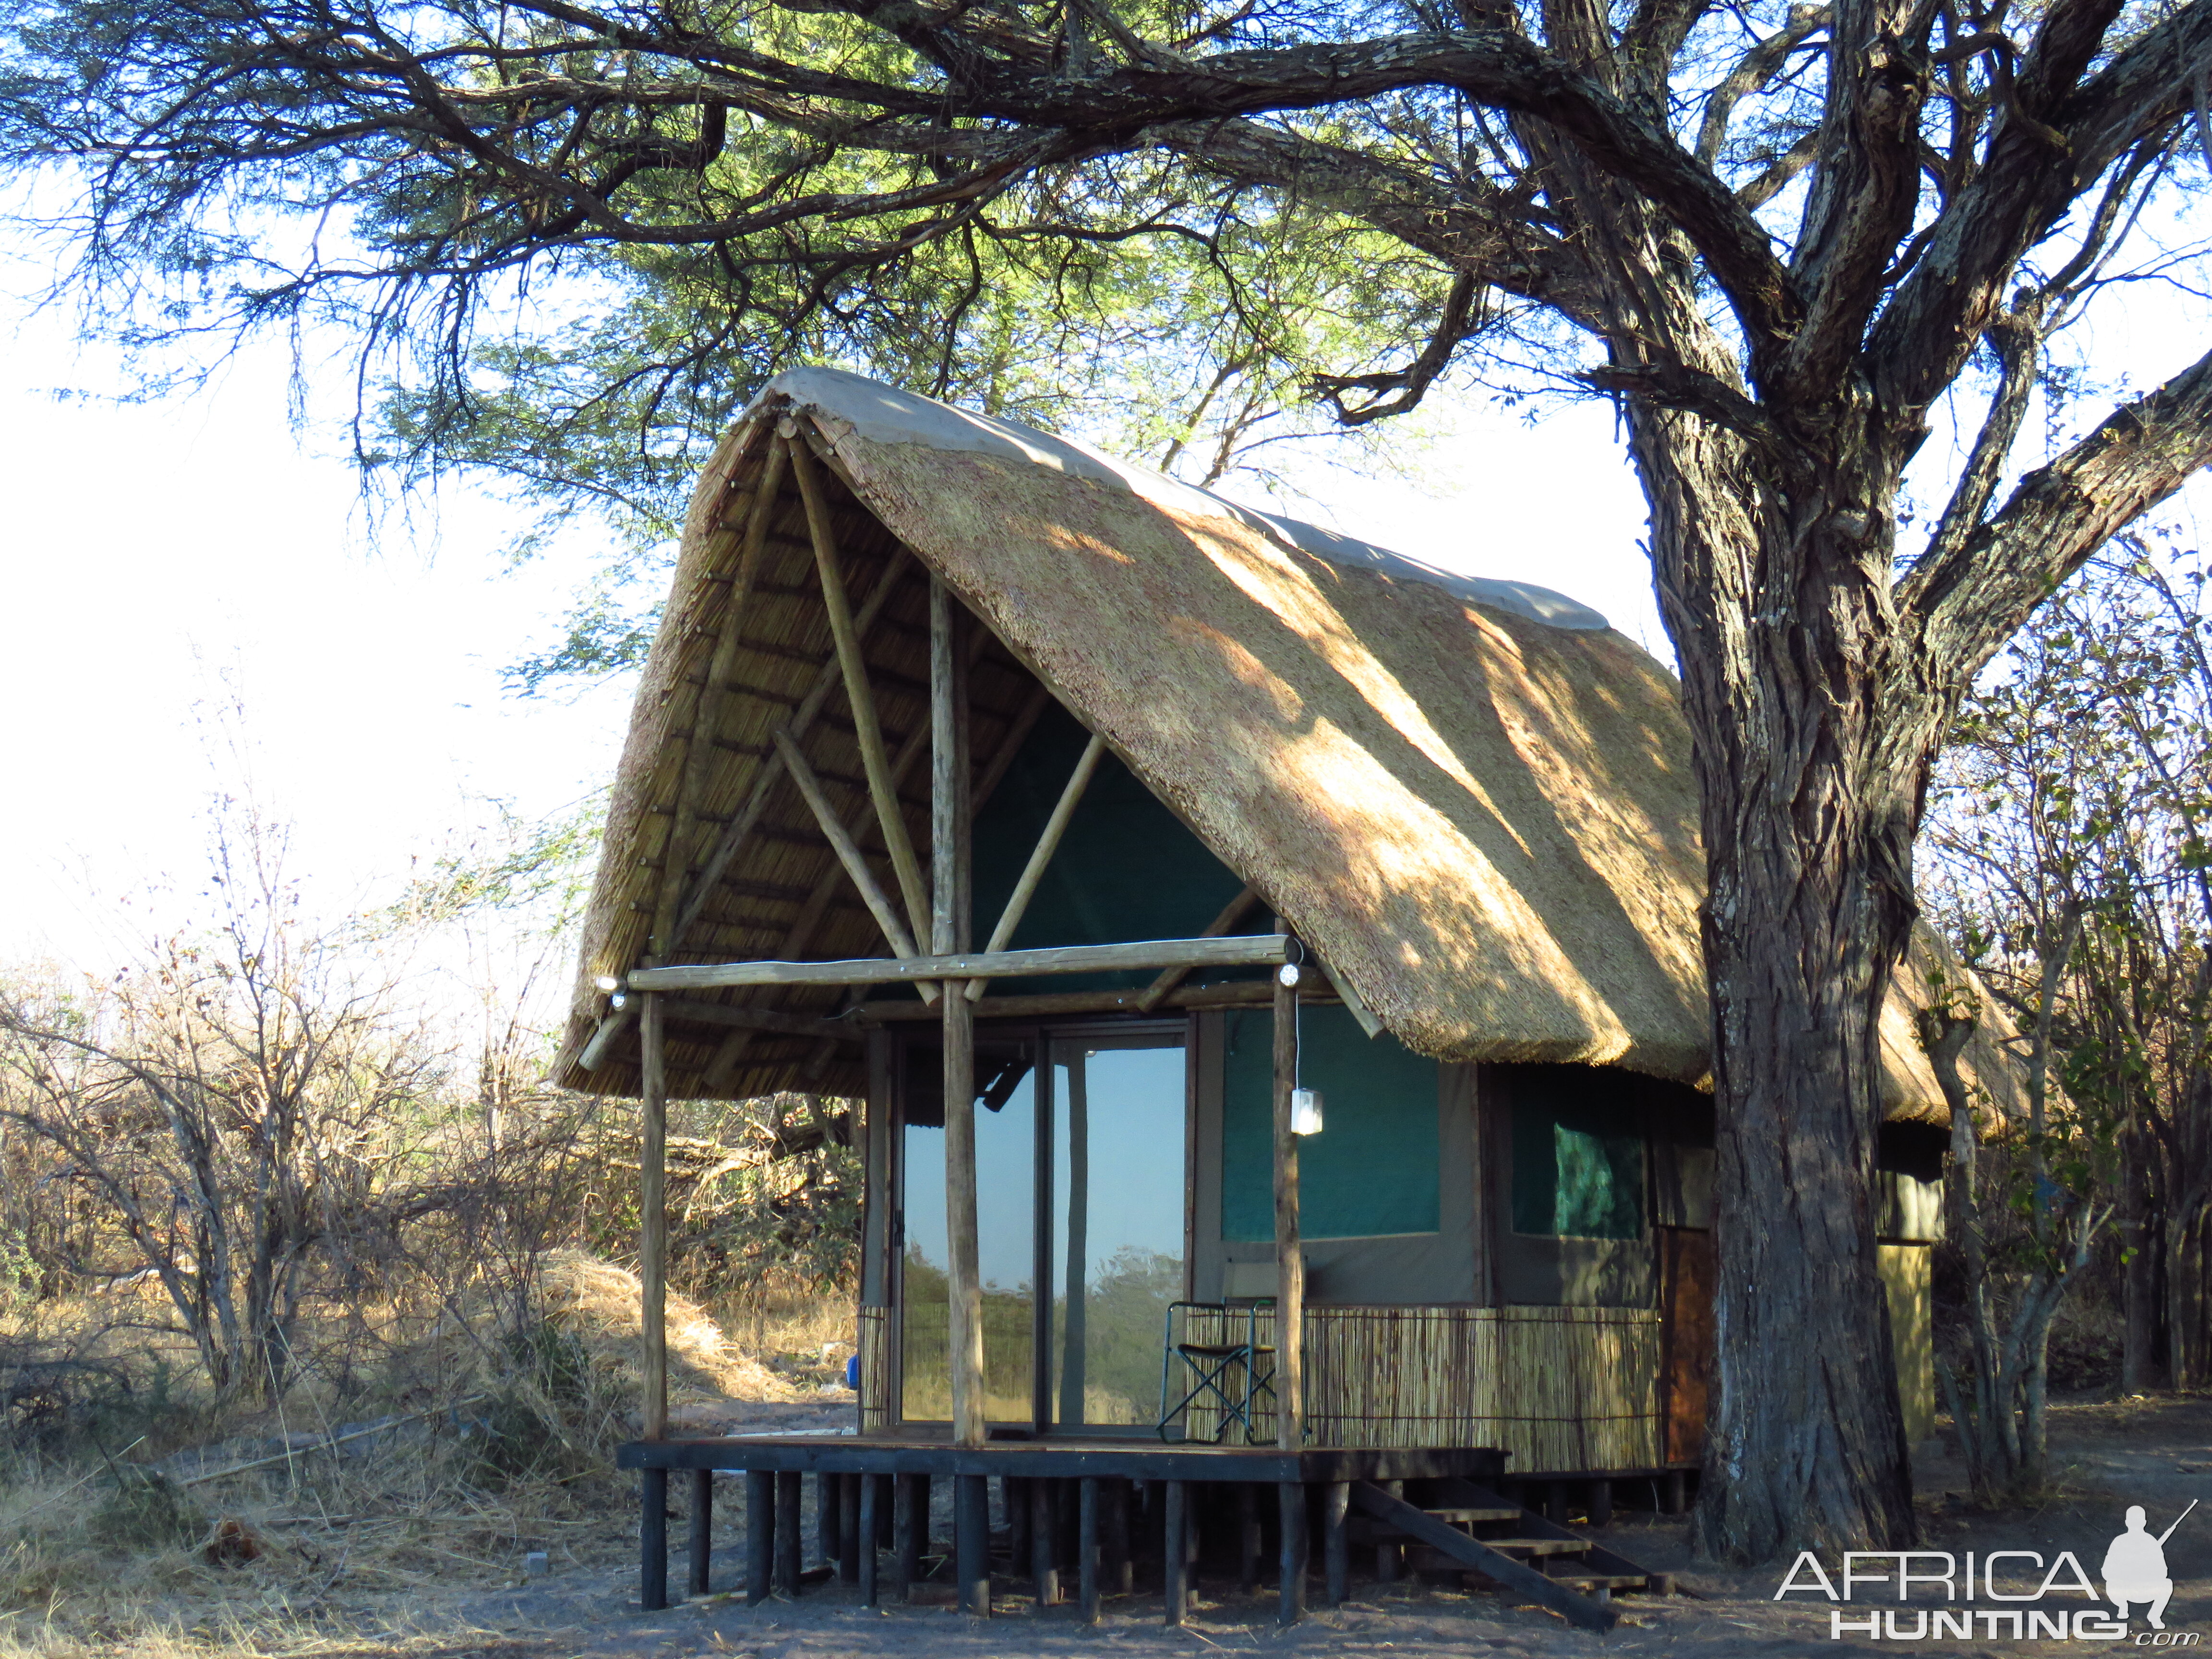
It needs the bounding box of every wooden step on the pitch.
[1468,1537,1592,1557]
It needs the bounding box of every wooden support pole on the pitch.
[775,1471,802,1594]
[817,1471,840,1566]
[640,992,669,1443]
[1136,885,1262,1012]
[955,1473,991,1615]
[1277,1481,1308,1625]
[1031,1478,1058,1606]
[1272,927,1303,1452]
[838,1472,861,1583]
[640,1468,668,1611]
[673,543,913,949]
[1105,1478,1132,1595]
[858,1472,881,1605]
[893,1473,925,1597]
[965,730,1106,1000]
[688,1468,714,1597]
[1238,1482,1262,1592]
[932,577,986,1451]
[1164,1481,1188,1627]
[1078,1478,1101,1623]
[1375,1479,1403,1582]
[746,1469,774,1604]
[790,435,933,944]
[1322,1481,1349,1608]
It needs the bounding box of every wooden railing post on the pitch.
[1272,924,1303,1452]
[641,988,668,1443]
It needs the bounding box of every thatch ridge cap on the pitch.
[752,366,1611,633]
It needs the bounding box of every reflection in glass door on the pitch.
[900,1041,1036,1423]
[1047,1039,1187,1427]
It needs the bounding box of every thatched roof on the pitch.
[555,367,2022,1123]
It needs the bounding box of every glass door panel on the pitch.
[900,1040,1036,1423]
[1047,1039,1186,1427]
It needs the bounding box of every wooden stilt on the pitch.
[1589,1478,1613,1529]
[1547,1480,1572,1525]
[817,1471,840,1566]
[640,1467,669,1611]
[858,1473,881,1604]
[892,1473,924,1598]
[955,1473,991,1615]
[775,1471,802,1593]
[1322,1481,1349,1608]
[1664,1468,1688,1515]
[1164,1481,1188,1627]
[1277,1481,1308,1625]
[639,992,668,1443]
[839,1472,861,1583]
[1238,1481,1262,1592]
[688,1468,713,1596]
[1031,1478,1058,1606]
[1078,1478,1101,1624]
[1375,1479,1403,1582]
[1008,1475,1031,1570]
[1272,924,1304,1452]
[1105,1478,1133,1595]
[746,1469,774,1603]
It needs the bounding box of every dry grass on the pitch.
[0,1250,851,1653]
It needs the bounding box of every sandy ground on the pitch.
[274,1397,2212,1658]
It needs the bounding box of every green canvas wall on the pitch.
[1220,1004,1442,1240]
[968,703,1262,995]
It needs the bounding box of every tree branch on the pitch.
[1901,341,2212,682]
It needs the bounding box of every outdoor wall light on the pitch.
[594,974,623,993]
[1292,1088,1325,1136]
[609,991,629,1011]
[1277,962,1303,987]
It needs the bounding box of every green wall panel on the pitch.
[1221,1004,1441,1240]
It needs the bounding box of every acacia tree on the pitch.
[5,0,2211,1560]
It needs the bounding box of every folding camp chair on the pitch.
[1157,1301,1276,1444]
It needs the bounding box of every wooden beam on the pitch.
[671,544,913,948]
[965,731,1106,1001]
[769,728,939,1002]
[855,981,1281,1022]
[931,575,987,1451]
[630,932,1295,992]
[1135,885,1263,1012]
[1273,924,1303,1452]
[789,437,933,946]
[640,990,669,1442]
[650,439,790,957]
[1318,958,1386,1039]
[577,1001,638,1073]
[662,999,860,1042]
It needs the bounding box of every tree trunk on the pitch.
[1634,408,1922,1560]
[2122,1121,2158,1393]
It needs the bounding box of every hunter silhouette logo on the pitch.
[1773,1500,2199,1641]
[2105,1501,2196,1631]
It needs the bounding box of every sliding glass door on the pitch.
[897,1024,1187,1432]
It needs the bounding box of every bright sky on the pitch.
[2,236,2203,985]
[0,296,1661,975]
